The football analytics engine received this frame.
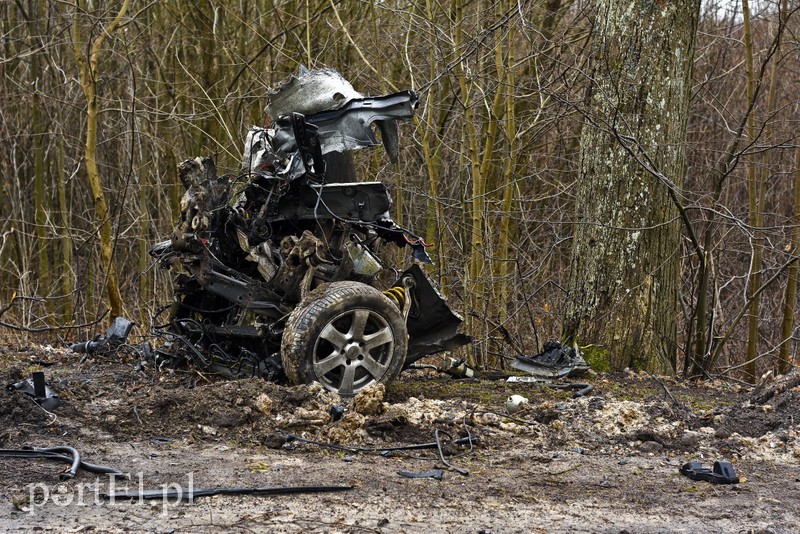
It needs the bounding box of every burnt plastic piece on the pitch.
[680,460,740,484]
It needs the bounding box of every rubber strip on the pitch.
[102,485,353,500]
[286,434,479,454]
[434,429,469,476]
[397,469,444,480]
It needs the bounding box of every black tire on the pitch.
[281,281,408,396]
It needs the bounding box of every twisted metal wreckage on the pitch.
[148,69,470,396]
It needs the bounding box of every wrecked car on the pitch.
[150,69,469,395]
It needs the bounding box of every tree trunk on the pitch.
[72,0,131,319]
[564,0,700,372]
[742,0,761,383]
[778,147,800,374]
[56,131,74,323]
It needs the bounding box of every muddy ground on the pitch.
[1,345,798,533]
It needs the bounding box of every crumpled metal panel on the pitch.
[401,265,471,363]
[267,68,363,119]
[307,91,418,161]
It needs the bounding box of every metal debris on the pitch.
[7,371,61,411]
[150,68,470,395]
[69,316,135,355]
[511,341,590,379]
[397,469,444,480]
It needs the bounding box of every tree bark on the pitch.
[564,0,700,372]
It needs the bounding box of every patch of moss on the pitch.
[581,344,611,373]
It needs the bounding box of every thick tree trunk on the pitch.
[564,0,700,372]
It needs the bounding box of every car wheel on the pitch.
[281,281,407,396]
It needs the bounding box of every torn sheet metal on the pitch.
[7,371,61,411]
[267,68,363,119]
[511,341,590,379]
[303,91,419,161]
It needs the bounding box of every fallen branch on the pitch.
[0,309,109,333]
[750,368,800,405]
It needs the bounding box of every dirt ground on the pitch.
[1,344,799,533]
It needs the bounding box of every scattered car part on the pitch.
[438,357,475,379]
[103,484,353,501]
[0,446,125,479]
[511,341,590,378]
[151,69,469,395]
[69,316,135,355]
[397,469,444,480]
[679,460,740,484]
[548,382,594,398]
[329,404,346,421]
[505,394,529,414]
[7,372,61,411]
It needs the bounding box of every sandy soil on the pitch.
[1,344,798,533]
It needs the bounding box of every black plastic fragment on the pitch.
[329,405,346,421]
[548,382,594,398]
[679,460,740,484]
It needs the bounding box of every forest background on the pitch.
[1,0,798,381]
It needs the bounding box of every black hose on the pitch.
[548,382,594,398]
[434,430,469,476]
[0,447,126,479]
[103,485,353,500]
[285,433,478,454]
[40,446,81,480]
